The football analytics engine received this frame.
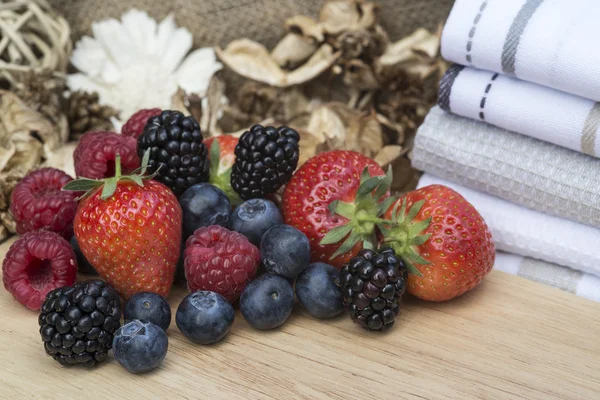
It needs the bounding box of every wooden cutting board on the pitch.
[0,144,599,399]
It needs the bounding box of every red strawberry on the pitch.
[184,225,260,302]
[205,135,242,206]
[282,150,393,268]
[383,185,495,301]
[64,154,182,299]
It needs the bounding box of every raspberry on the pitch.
[3,231,77,310]
[73,131,139,179]
[122,108,161,139]
[184,225,260,303]
[10,168,78,239]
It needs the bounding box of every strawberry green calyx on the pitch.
[320,166,396,260]
[62,150,156,200]
[382,199,431,277]
[208,139,242,206]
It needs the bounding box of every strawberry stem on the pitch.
[114,154,122,178]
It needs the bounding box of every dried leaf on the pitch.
[319,0,378,34]
[377,28,441,80]
[282,88,310,121]
[204,74,227,135]
[374,145,403,168]
[285,15,324,43]
[171,88,191,117]
[303,103,383,159]
[272,33,318,69]
[216,40,339,87]
[343,59,380,90]
[216,39,286,86]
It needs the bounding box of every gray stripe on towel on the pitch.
[582,102,600,156]
[501,0,545,75]
[518,258,581,294]
[438,64,465,112]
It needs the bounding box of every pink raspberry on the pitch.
[10,168,78,239]
[73,131,139,179]
[184,225,260,303]
[3,231,77,310]
[121,108,162,139]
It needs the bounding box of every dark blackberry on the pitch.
[38,280,121,367]
[137,110,209,196]
[231,125,300,199]
[338,248,407,331]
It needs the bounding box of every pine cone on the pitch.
[13,70,64,124]
[66,91,119,140]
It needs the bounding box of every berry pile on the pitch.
[1,107,495,374]
[39,280,121,366]
[338,248,407,331]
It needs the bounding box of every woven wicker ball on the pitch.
[0,0,71,86]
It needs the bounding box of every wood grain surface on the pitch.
[0,144,599,399]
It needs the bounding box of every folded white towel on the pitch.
[438,66,600,157]
[417,174,600,277]
[495,252,600,302]
[441,0,600,102]
[412,106,600,227]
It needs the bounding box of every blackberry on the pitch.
[338,248,408,331]
[231,125,300,199]
[137,110,209,196]
[38,280,121,367]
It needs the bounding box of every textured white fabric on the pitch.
[441,0,600,102]
[494,252,600,302]
[412,107,600,227]
[439,66,600,157]
[417,174,600,277]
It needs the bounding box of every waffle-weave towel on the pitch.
[412,107,600,228]
[441,0,600,102]
[417,174,600,277]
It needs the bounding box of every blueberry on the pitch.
[228,199,283,246]
[179,183,231,239]
[295,263,344,319]
[113,320,168,374]
[176,291,234,345]
[240,274,294,330]
[69,236,97,275]
[260,225,310,278]
[124,292,171,331]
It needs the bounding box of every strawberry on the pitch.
[63,152,182,299]
[383,185,495,301]
[282,150,394,268]
[205,136,242,206]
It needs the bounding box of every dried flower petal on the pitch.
[374,145,403,168]
[272,33,318,69]
[319,0,378,34]
[285,15,324,43]
[216,40,339,87]
[343,59,380,90]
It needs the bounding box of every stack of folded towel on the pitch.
[412,0,600,302]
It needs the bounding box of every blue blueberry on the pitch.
[113,320,168,374]
[124,292,171,331]
[179,183,231,239]
[228,199,283,246]
[176,291,234,345]
[295,262,344,319]
[261,224,310,278]
[240,274,294,330]
[69,236,97,275]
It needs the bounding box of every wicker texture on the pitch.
[48,0,453,46]
[0,0,71,85]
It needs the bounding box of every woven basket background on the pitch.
[48,0,453,46]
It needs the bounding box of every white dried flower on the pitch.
[67,9,222,122]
